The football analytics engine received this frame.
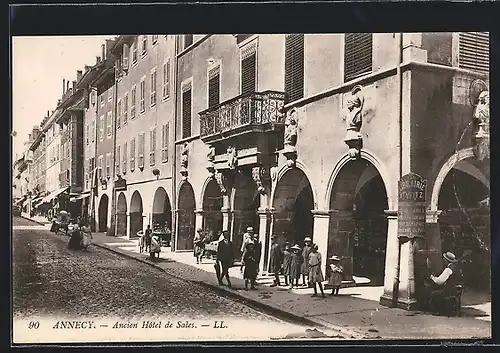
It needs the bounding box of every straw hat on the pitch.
[291,244,301,251]
[304,237,312,242]
[443,252,457,263]
[247,227,254,232]
[329,255,341,261]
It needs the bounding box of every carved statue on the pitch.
[227,146,237,170]
[215,171,227,194]
[344,85,365,133]
[284,109,298,149]
[207,146,216,162]
[473,90,489,137]
[181,142,189,168]
[252,166,269,194]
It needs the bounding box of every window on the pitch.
[162,123,169,163]
[182,87,192,138]
[284,34,305,103]
[99,94,104,106]
[162,59,170,99]
[86,124,89,145]
[108,86,113,101]
[458,32,489,74]
[184,34,193,49]
[152,35,158,45]
[142,36,148,55]
[122,142,127,174]
[241,47,257,95]
[131,86,137,119]
[106,152,111,178]
[138,133,145,169]
[107,111,112,137]
[91,120,95,142]
[140,77,146,113]
[117,99,122,129]
[130,138,135,171]
[99,115,104,140]
[123,93,128,125]
[116,145,121,175]
[132,38,138,64]
[344,33,373,82]
[149,128,156,166]
[98,155,103,179]
[91,90,96,106]
[150,68,157,107]
[208,66,220,108]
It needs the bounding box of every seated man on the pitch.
[427,252,463,314]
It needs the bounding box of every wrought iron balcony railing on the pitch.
[199,90,286,139]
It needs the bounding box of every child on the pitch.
[289,245,302,289]
[308,244,325,298]
[301,237,313,287]
[328,255,343,296]
[242,242,258,290]
[282,242,292,286]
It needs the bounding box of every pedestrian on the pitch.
[252,233,262,275]
[290,245,303,289]
[309,244,325,298]
[240,227,255,272]
[301,236,313,287]
[145,224,152,253]
[327,255,343,296]
[242,242,258,290]
[194,228,205,264]
[268,235,283,287]
[150,233,161,261]
[67,221,81,250]
[282,242,292,287]
[79,218,93,251]
[216,230,233,288]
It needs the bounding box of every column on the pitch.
[257,209,270,274]
[126,212,131,239]
[174,209,180,252]
[380,210,400,307]
[195,209,204,231]
[221,193,232,233]
[263,208,276,273]
[397,237,418,310]
[311,210,330,276]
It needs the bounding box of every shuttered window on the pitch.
[208,67,220,108]
[130,138,135,172]
[138,133,145,169]
[123,93,128,125]
[182,88,192,138]
[162,59,170,99]
[149,128,156,166]
[284,34,304,103]
[241,53,256,95]
[122,142,127,174]
[116,146,120,175]
[344,33,373,82]
[116,99,121,129]
[106,153,111,178]
[162,123,169,163]
[458,32,489,74]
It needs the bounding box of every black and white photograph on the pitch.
[12,31,491,343]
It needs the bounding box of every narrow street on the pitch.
[12,217,342,341]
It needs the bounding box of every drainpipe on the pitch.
[111,55,119,237]
[91,86,99,232]
[171,35,179,252]
[392,32,404,308]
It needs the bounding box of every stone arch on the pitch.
[177,181,196,251]
[152,186,172,229]
[98,194,109,233]
[129,190,144,237]
[116,192,127,236]
[201,177,223,238]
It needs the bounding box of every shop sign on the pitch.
[398,173,427,239]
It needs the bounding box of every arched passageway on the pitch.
[130,191,144,238]
[273,168,314,247]
[116,192,127,236]
[329,159,389,285]
[177,182,196,251]
[98,194,109,233]
[437,157,490,290]
[202,178,223,240]
[152,187,172,230]
[232,171,259,258]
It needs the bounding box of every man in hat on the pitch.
[301,236,313,287]
[240,226,255,272]
[427,252,463,314]
[216,230,233,288]
[193,228,205,264]
[269,235,283,287]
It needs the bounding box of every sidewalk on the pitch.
[88,232,492,340]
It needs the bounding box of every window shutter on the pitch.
[284,34,305,103]
[241,53,256,95]
[208,68,220,108]
[182,89,192,138]
[123,142,127,174]
[117,100,121,129]
[122,44,129,70]
[123,94,128,124]
[116,146,120,174]
[458,32,489,74]
[166,60,170,97]
[344,33,373,82]
[130,138,135,171]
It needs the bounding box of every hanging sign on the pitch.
[398,173,427,239]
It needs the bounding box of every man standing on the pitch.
[269,235,283,287]
[241,226,255,254]
[216,230,233,288]
[144,224,152,253]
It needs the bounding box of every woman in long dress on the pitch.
[301,237,313,287]
[327,255,343,296]
[80,220,93,250]
[150,234,161,261]
[308,244,325,298]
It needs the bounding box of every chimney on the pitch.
[96,56,101,64]
[63,79,66,95]
[66,80,70,93]
[84,65,90,73]
[72,80,77,92]
[47,110,50,117]
[77,70,83,82]
[101,44,106,61]
[58,99,62,106]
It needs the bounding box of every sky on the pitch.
[12,36,114,161]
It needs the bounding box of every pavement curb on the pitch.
[20,215,47,226]
[93,241,367,339]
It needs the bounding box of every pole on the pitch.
[171,35,179,252]
[110,57,119,237]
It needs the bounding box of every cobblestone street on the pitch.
[12,217,291,324]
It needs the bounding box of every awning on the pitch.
[70,192,91,202]
[42,187,68,204]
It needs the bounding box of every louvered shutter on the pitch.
[208,70,220,108]
[458,32,489,74]
[344,33,373,82]
[241,53,256,95]
[116,146,120,174]
[123,142,127,174]
[284,34,305,103]
[182,89,192,138]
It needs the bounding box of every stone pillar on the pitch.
[311,210,330,276]
[426,210,443,273]
[397,238,418,310]
[195,209,204,231]
[257,209,270,274]
[380,210,399,307]
[221,193,232,233]
[328,210,354,283]
[174,209,180,252]
[263,208,276,272]
[126,212,131,239]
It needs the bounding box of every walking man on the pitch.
[216,230,233,288]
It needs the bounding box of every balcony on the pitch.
[199,91,286,143]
